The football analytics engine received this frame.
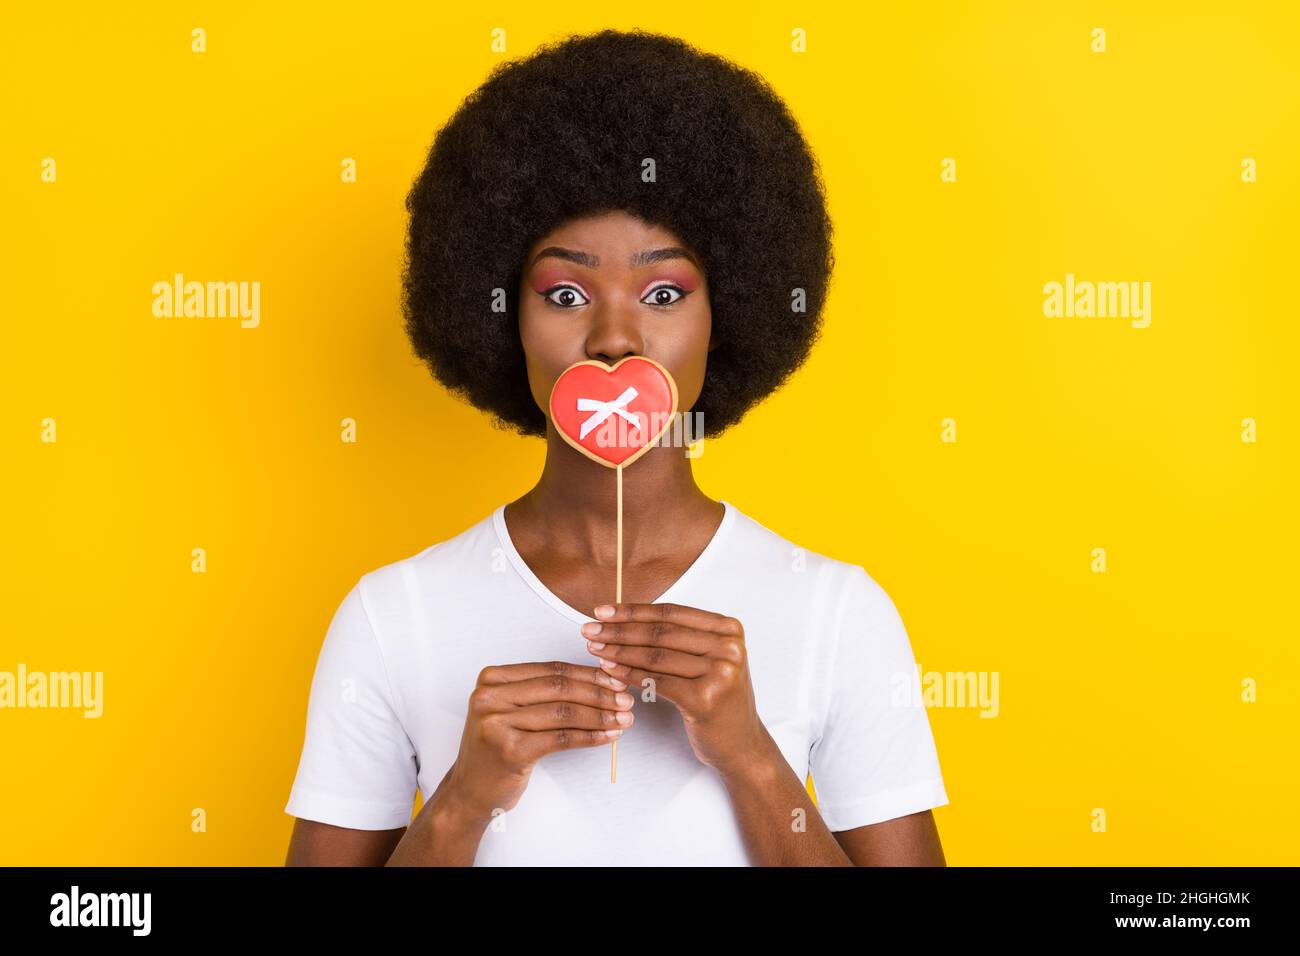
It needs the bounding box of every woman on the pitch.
[284,28,948,866]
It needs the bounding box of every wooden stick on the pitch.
[612,464,622,783]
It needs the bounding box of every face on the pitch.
[518,210,715,424]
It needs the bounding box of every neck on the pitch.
[508,422,715,566]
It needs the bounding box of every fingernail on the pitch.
[587,640,605,651]
[594,605,615,619]
[599,658,617,670]
[605,728,623,737]
[615,711,633,725]
[581,622,602,636]
[607,676,627,690]
[615,692,634,707]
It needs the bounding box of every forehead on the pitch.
[525,210,688,259]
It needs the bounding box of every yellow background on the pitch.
[2,2,1295,865]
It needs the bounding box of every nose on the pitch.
[584,300,645,364]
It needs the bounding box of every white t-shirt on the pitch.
[284,500,949,865]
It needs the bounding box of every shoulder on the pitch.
[719,503,910,660]
[723,501,892,605]
[349,506,500,620]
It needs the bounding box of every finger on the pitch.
[593,602,742,637]
[594,656,690,705]
[505,700,635,734]
[477,660,628,691]
[515,726,625,763]
[498,673,636,713]
[583,617,715,656]
[587,640,709,679]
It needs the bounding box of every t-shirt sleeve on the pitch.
[808,565,950,831]
[284,578,419,830]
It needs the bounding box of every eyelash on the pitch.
[539,283,690,309]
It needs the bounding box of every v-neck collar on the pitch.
[492,500,737,624]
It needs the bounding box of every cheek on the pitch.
[518,295,566,359]
[664,304,712,410]
[517,300,558,408]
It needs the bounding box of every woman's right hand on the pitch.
[442,660,636,823]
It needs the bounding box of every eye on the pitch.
[642,284,688,307]
[541,284,590,308]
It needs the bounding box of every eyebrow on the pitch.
[529,246,701,270]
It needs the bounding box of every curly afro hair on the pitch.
[401,28,834,439]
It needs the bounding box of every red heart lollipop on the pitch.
[548,356,679,785]
[548,356,679,467]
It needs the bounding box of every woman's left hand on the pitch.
[581,602,771,776]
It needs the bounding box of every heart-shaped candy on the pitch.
[548,357,679,468]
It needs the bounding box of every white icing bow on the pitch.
[577,386,640,440]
